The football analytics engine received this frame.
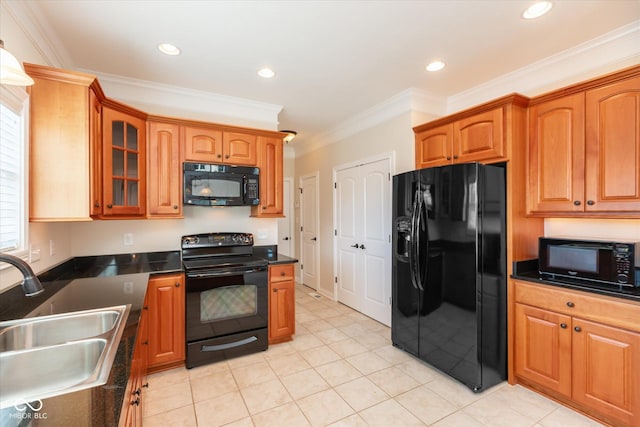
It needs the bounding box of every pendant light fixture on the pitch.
[0,40,34,86]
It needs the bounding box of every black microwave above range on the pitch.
[183,162,259,206]
[539,237,640,287]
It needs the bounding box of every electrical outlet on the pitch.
[123,233,134,246]
[49,239,56,256]
[29,244,41,263]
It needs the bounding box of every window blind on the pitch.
[0,99,25,252]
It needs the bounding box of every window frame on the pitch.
[0,84,29,260]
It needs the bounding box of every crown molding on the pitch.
[3,0,73,68]
[448,20,640,112]
[88,69,283,128]
[295,87,445,157]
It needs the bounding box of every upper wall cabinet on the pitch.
[414,94,528,169]
[527,67,640,217]
[102,104,147,217]
[183,126,257,166]
[25,64,103,222]
[251,136,284,217]
[147,121,182,218]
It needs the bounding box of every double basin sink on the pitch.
[0,305,130,409]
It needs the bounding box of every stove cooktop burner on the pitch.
[181,232,266,271]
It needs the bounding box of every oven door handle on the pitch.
[201,336,258,352]
[186,267,265,278]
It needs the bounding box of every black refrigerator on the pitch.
[392,162,507,392]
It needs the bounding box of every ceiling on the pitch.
[15,1,640,145]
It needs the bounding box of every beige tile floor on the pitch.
[142,284,604,427]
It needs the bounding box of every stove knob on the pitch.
[232,234,238,242]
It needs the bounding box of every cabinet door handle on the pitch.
[175,282,180,287]
[131,398,140,406]
[225,154,230,159]
[453,155,459,159]
[217,154,222,158]
[273,289,278,293]
[566,301,575,308]
[587,200,595,206]
[574,326,582,332]
[351,244,359,248]
[173,205,178,209]
[573,200,581,206]
[446,156,451,160]
[107,204,113,209]
[280,271,285,276]
[360,245,366,250]
[134,388,142,396]
[560,323,567,329]
[94,202,101,208]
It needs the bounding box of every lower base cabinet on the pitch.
[268,264,295,344]
[119,294,149,427]
[146,273,185,371]
[514,280,640,426]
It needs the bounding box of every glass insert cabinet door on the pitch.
[102,106,146,216]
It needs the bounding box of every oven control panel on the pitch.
[182,232,254,248]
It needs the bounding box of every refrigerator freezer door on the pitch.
[418,163,482,389]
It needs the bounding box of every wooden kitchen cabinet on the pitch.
[252,136,284,217]
[514,280,640,426]
[268,264,295,344]
[102,105,147,217]
[527,67,640,217]
[120,296,149,427]
[146,273,185,371]
[25,63,104,221]
[414,94,525,169]
[147,121,183,218]
[183,125,257,165]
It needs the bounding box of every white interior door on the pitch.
[335,157,391,325]
[300,173,319,291]
[336,167,359,309]
[277,178,293,256]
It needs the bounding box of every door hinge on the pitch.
[389,296,392,305]
[388,172,391,180]
[300,226,303,232]
[334,229,337,236]
[334,182,337,189]
[389,234,391,243]
[335,276,338,283]
[301,264,303,270]
[299,188,303,194]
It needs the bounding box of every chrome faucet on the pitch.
[0,253,44,296]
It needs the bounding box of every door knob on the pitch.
[283,237,289,241]
[360,245,366,250]
[311,237,317,241]
[351,244,360,248]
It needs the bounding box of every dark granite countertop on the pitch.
[254,245,298,265]
[512,259,640,302]
[0,251,181,427]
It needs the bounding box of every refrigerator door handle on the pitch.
[408,188,420,290]
[412,188,425,291]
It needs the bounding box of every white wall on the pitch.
[293,111,434,296]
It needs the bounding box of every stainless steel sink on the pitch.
[0,305,130,409]
[0,309,121,351]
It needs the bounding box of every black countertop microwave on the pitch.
[539,237,640,287]
[183,162,259,206]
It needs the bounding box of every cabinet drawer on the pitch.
[515,280,640,332]
[270,264,294,282]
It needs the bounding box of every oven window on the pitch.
[192,178,241,198]
[549,246,598,273]
[200,285,257,322]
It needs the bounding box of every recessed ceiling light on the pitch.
[258,68,276,78]
[158,43,180,56]
[522,1,553,19]
[426,60,445,72]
